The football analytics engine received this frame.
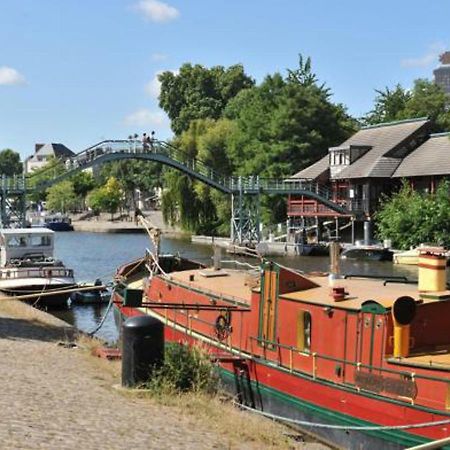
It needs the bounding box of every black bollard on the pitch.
[121,315,164,388]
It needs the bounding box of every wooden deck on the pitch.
[168,268,254,304]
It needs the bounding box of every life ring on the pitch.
[215,314,231,341]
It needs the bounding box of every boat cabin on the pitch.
[0,228,54,267]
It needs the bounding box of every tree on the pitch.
[46,181,77,213]
[159,63,254,135]
[365,79,450,131]
[71,171,96,198]
[375,181,450,249]
[87,177,123,219]
[27,157,65,203]
[0,149,22,176]
[364,85,411,125]
[99,160,162,208]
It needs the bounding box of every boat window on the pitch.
[297,311,312,353]
[7,236,27,247]
[30,235,52,247]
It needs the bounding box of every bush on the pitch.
[146,342,219,395]
[376,180,450,249]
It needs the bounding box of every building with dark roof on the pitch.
[25,143,75,173]
[289,118,431,220]
[434,52,450,95]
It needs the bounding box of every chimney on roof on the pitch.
[35,144,45,153]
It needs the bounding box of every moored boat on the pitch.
[113,248,450,449]
[70,280,111,305]
[44,214,74,232]
[341,244,393,261]
[0,228,75,307]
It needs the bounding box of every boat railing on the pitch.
[0,267,73,280]
[250,336,449,387]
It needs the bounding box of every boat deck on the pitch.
[168,268,254,304]
[389,349,450,371]
[282,275,425,311]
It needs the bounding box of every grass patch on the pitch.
[129,342,298,448]
[145,342,219,396]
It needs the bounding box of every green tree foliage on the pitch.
[99,160,162,207]
[376,181,450,249]
[160,56,357,233]
[365,79,450,131]
[70,171,96,198]
[225,56,356,178]
[46,180,77,213]
[0,149,22,176]
[158,63,254,135]
[162,118,235,234]
[87,177,123,219]
[27,157,65,203]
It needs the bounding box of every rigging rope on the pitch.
[234,401,450,431]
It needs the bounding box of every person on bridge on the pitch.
[150,130,156,152]
[142,133,150,152]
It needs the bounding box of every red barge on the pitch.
[113,250,450,449]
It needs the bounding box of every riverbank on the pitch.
[71,210,187,238]
[0,300,326,449]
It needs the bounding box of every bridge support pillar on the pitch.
[231,189,260,245]
[0,175,27,228]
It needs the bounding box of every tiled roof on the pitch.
[333,118,430,179]
[289,154,329,180]
[393,133,450,178]
[36,143,75,158]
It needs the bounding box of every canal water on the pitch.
[52,232,425,344]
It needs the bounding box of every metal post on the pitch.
[351,217,355,245]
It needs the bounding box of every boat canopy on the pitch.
[0,228,54,266]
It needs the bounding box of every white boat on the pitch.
[0,228,75,307]
[393,248,420,265]
[393,245,449,265]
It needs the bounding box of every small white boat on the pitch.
[393,248,420,265]
[393,245,449,265]
[0,228,75,307]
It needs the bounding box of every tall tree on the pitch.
[161,56,356,233]
[46,181,77,213]
[159,63,254,135]
[0,149,22,176]
[365,79,450,131]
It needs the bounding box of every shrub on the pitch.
[147,342,219,395]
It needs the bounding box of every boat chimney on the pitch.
[213,246,222,271]
[418,247,447,292]
[391,296,416,358]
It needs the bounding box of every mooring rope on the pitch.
[234,401,450,431]
[87,289,115,337]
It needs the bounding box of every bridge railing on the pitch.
[0,175,26,191]
[25,139,340,209]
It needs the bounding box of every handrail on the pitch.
[251,335,450,385]
[21,138,349,213]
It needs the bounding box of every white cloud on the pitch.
[124,108,169,127]
[145,71,163,98]
[145,69,178,99]
[134,0,179,23]
[401,42,446,68]
[151,52,168,62]
[0,66,26,86]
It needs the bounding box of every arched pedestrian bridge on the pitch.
[4,139,351,242]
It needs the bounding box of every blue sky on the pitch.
[1,0,449,159]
